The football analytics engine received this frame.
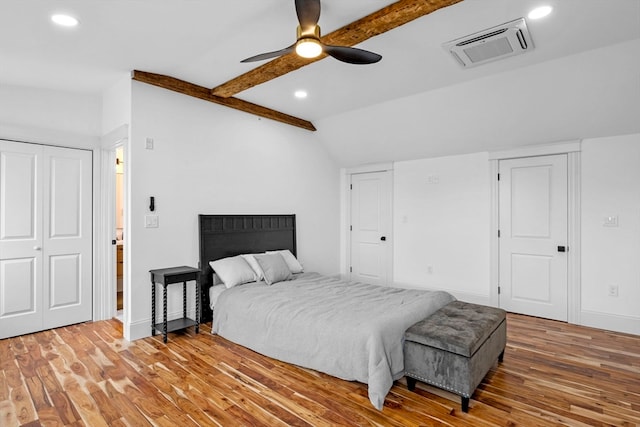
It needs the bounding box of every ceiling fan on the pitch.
[241,0,382,65]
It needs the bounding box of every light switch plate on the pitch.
[145,215,159,228]
[603,215,618,227]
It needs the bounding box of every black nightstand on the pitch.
[150,266,201,343]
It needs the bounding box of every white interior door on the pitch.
[42,146,92,329]
[0,141,92,338]
[350,171,391,286]
[0,141,44,336]
[499,154,568,321]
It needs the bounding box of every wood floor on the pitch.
[1,313,639,426]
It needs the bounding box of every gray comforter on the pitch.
[211,272,455,409]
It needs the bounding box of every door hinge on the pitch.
[497,173,500,181]
[498,286,501,295]
[497,229,501,238]
[350,184,353,190]
[350,225,352,231]
[350,266,353,273]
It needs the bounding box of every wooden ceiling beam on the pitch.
[132,70,316,132]
[211,0,462,98]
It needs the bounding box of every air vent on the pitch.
[443,18,534,68]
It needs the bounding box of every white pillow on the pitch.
[266,249,303,274]
[254,253,292,285]
[240,254,265,281]
[209,256,257,289]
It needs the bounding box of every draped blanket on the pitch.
[212,272,455,409]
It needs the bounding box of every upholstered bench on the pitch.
[403,300,506,412]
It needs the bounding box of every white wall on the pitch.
[126,82,340,339]
[102,75,132,135]
[0,84,101,147]
[393,152,491,303]
[380,135,640,335]
[581,133,640,334]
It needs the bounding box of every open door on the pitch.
[115,146,124,319]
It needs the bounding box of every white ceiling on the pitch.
[1,0,639,165]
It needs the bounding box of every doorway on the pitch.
[115,147,124,317]
[112,145,125,321]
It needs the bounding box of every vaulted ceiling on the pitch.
[1,0,639,146]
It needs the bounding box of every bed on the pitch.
[198,214,455,410]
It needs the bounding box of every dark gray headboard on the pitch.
[198,214,296,321]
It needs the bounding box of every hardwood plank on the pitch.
[24,376,50,411]
[0,399,18,427]
[211,0,462,98]
[10,384,37,425]
[132,70,316,132]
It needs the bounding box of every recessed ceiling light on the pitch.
[528,6,552,20]
[51,14,79,27]
[294,90,308,99]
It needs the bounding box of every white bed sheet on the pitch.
[208,284,227,310]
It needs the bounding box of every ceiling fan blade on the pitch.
[324,45,382,65]
[295,0,321,29]
[241,46,295,63]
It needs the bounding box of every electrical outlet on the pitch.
[608,285,618,297]
[603,215,619,227]
[427,265,433,275]
[145,137,154,150]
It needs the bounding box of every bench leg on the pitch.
[461,396,469,413]
[498,349,505,363]
[406,377,417,391]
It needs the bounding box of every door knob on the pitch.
[34,246,41,251]
[380,236,387,241]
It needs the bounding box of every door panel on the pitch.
[499,154,568,321]
[511,165,551,237]
[0,258,37,315]
[49,254,81,308]
[350,171,391,286]
[511,254,552,302]
[0,150,38,240]
[0,141,43,337]
[50,155,82,237]
[43,146,92,329]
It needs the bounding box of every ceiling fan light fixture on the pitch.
[296,38,322,58]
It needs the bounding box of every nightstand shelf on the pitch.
[150,266,201,343]
[153,317,198,335]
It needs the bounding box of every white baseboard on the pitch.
[579,310,640,336]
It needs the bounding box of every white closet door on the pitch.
[0,141,92,338]
[0,141,44,337]
[42,146,93,329]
